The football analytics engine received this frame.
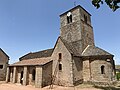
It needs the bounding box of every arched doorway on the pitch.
[20,71,23,84]
[32,69,36,81]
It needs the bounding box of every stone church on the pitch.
[6,5,116,88]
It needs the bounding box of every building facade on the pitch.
[6,5,116,88]
[0,48,9,81]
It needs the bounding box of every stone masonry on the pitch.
[0,48,9,81]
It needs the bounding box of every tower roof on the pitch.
[60,5,91,17]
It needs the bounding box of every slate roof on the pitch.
[20,48,53,60]
[59,37,80,56]
[18,37,113,62]
[81,45,113,56]
[10,58,52,66]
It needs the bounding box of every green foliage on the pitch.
[94,85,120,90]
[116,72,120,80]
[92,0,120,11]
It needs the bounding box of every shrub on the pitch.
[116,72,120,81]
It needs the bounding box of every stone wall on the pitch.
[7,61,52,88]
[73,56,83,85]
[79,7,91,26]
[60,6,94,53]
[28,66,36,85]
[90,59,114,82]
[60,7,80,27]
[0,50,9,81]
[81,21,94,50]
[35,66,42,88]
[9,67,14,82]
[80,6,94,50]
[60,8,82,43]
[42,61,52,87]
[16,67,24,84]
[83,60,91,82]
[51,38,74,86]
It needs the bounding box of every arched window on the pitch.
[67,16,70,23]
[101,65,105,74]
[59,53,62,60]
[67,12,72,24]
[84,15,87,24]
[59,63,62,71]
[32,69,36,81]
[70,14,72,23]
[0,65,3,69]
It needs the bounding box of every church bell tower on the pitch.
[60,5,95,53]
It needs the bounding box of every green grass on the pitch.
[94,85,120,90]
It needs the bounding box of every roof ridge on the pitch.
[31,48,53,53]
[20,48,53,60]
[82,45,91,55]
[59,37,74,54]
[0,48,9,58]
[95,46,112,55]
[59,37,80,56]
[82,45,113,56]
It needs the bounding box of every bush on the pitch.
[116,72,120,81]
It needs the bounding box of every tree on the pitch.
[92,0,120,11]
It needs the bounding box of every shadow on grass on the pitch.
[94,85,120,90]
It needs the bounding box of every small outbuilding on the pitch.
[0,48,9,81]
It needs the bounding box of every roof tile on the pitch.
[20,48,53,60]
[10,58,52,66]
[82,45,113,56]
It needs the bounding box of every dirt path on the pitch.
[0,83,101,90]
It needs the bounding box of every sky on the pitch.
[0,0,120,64]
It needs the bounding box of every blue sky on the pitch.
[0,0,120,64]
